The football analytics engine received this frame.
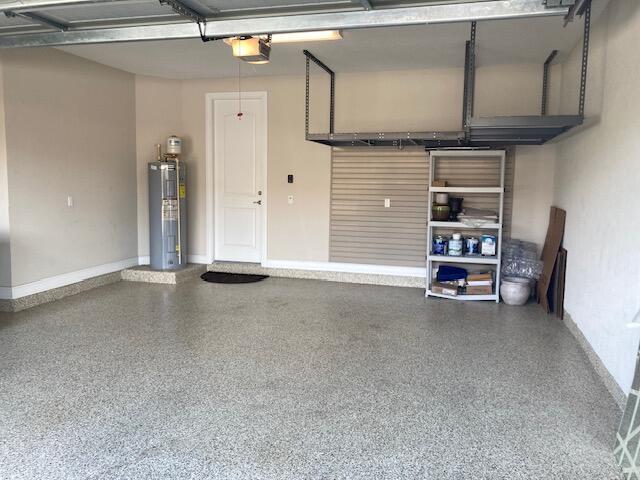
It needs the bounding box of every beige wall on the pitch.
[1,48,137,286]
[511,144,557,248]
[553,0,640,393]
[136,63,559,264]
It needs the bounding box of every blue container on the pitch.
[433,235,448,255]
[465,236,480,255]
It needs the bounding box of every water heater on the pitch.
[149,138,187,270]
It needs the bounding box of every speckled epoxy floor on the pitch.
[0,277,622,479]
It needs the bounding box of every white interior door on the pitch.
[214,93,266,263]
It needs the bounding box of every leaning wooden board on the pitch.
[537,207,566,313]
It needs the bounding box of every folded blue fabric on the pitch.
[436,265,468,281]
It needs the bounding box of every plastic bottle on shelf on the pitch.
[449,233,463,256]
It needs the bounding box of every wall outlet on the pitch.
[67,196,73,207]
[384,198,391,208]
[288,195,294,205]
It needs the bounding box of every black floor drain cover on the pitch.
[201,271,269,284]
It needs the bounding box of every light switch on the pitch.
[67,196,74,207]
[384,198,391,208]
[288,195,294,205]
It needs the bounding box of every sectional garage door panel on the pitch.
[329,149,515,268]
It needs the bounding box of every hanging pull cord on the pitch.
[236,34,269,118]
[237,61,243,119]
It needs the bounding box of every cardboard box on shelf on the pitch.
[467,272,493,283]
[432,180,447,187]
[465,284,493,295]
[431,281,458,296]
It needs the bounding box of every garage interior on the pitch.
[0,0,638,478]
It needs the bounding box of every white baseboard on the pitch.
[188,254,209,264]
[2,257,139,300]
[261,259,426,277]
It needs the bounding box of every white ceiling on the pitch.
[57,8,604,80]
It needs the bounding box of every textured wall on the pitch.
[1,48,138,286]
[511,144,558,249]
[554,0,640,393]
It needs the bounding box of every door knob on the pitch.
[253,200,262,205]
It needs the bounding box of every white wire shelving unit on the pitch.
[425,150,505,303]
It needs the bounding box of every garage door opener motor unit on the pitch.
[149,136,187,270]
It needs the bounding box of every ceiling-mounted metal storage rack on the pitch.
[305,131,468,148]
[305,0,591,149]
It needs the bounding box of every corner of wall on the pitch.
[0,57,11,290]
[134,75,185,260]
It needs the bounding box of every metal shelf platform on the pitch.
[305,115,583,148]
[467,115,584,146]
[429,186,503,193]
[306,131,465,148]
[429,221,501,229]
[427,254,499,265]
[426,290,498,301]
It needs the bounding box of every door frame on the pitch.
[205,91,268,264]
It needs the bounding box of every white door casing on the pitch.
[206,92,267,263]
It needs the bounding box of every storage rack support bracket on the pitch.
[578,0,591,117]
[541,49,558,115]
[304,49,335,136]
[462,21,476,133]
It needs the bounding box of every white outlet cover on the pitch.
[287,195,294,204]
[67,196,73,207]
[384,198,391,208]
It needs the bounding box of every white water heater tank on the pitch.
[166,135,182,155]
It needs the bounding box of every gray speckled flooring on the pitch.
[0,278,621,479]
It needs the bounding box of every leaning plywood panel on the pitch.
[537,206,566,313]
